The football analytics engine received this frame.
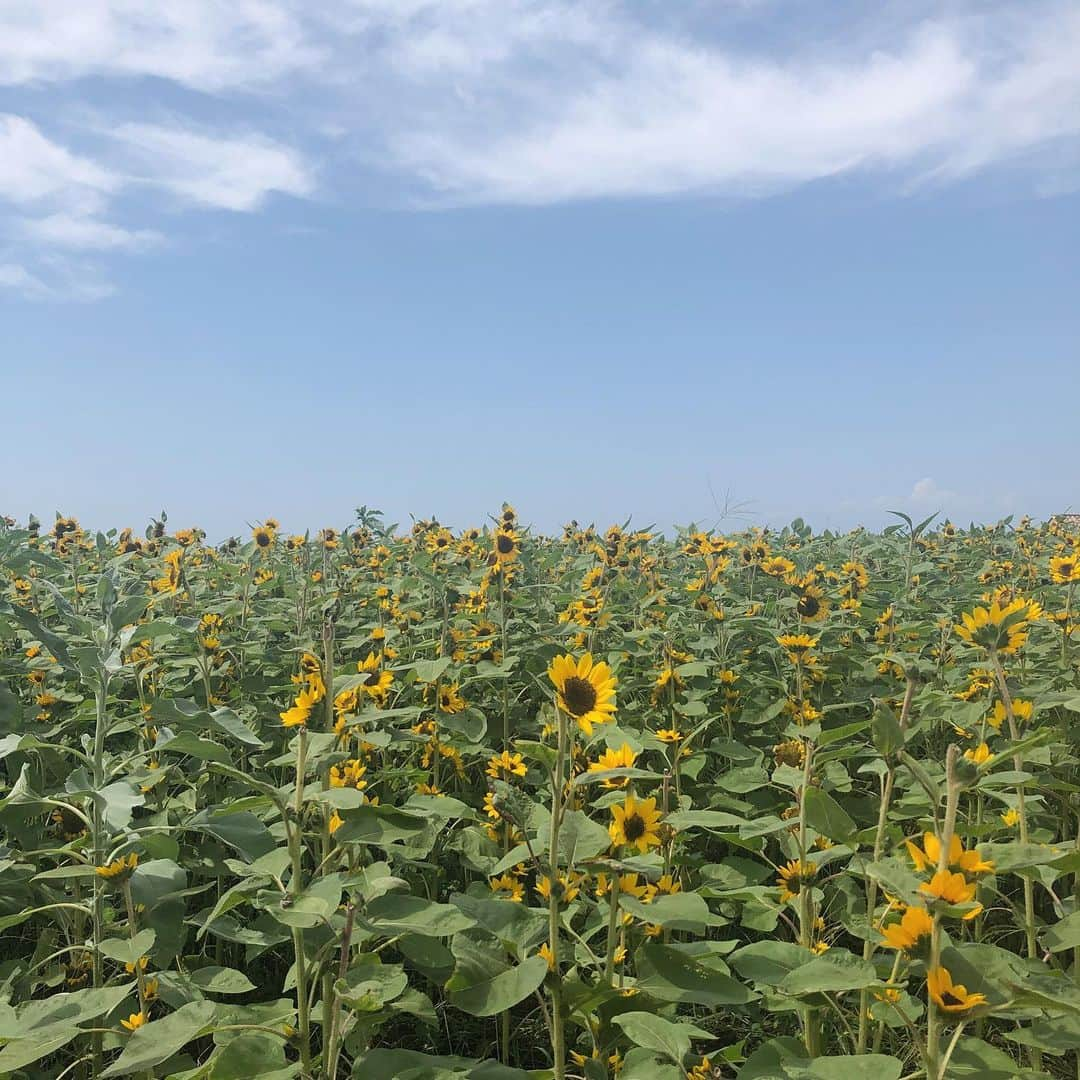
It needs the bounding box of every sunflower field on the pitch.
[2,507,1080,1080]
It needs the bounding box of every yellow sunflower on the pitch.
[587,743,637,788]
[1050,554,1080,584]
[795,585,829,622]
[926,966,987,1013]
[548,652,617,735]
[356,653,393,703]
[776,633,819,664]
[881,905,933,953]
[493,529,520,565]
[776,859,817,903]
[608,794,662,853]
[954,598,1037,655]
[97,852,139,881]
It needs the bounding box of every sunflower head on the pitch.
[926,966,987,1013]
[608,794,662,853]
[548,653,617,735]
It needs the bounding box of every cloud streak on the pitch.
[1,0,1079,296]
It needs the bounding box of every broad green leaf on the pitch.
[635,943,755,1005]
[100,1000,218,1076]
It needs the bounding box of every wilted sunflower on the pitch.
[548,652,617,735]
[608,794,662,853]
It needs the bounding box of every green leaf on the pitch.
[611,1012,712,1067]
[100,1000,218,1076]
[784,1054,902,1080]
[634,943,755,1005]
[871,704,905,757]
[363,895,476,938]
[209,1033,295,1078]
[620,892,720,931]
[778,950,877,995]
[802,788,856,842]
[1043,911,1080,953]
[729,941,810,985]
[99,929,156,966]
[444,932,548,1017]
[189,966,257,994]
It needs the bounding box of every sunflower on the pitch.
[97,852,139,882]
[926,966,987,1013]
[905,832,994,877]
[493,529,520,565]
[252,525,275,549]
[776,859,817,903]
[919,869,977,906]
[587,743,637,787]
[988,698,1032,730]
[121,1011,148,1032]
[329,760,367,790]
[963,742,994,766]
[881,905,933,953]
[535,871,582,904]
[489,873,524,903]
[795,585,829,622]
[426,528,454,555]
[486,750,527,779]
[548,652,617,735]
[437,683,466,714]
[1050,554,1080,584]
[761,556,796,577]
[608,794,662,853]
[776,633,819,664]
[356,653,393,703]
[954,598,1037,655]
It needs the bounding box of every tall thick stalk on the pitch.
[547,705,567,1079]
[857,677,915,1052]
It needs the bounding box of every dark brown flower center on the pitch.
[496,534,515,554]
[623,812,646,842]
[941,991,962,1007]
[798,595,821,617]
[256,532,270,547]
[562,676,597,716]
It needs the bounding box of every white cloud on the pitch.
[0,0,317,90]
[0,114,115,207]
[22,213,161,251]
[364,3,1080,203]
[0,261,50,297]
[909,477,956,503]
[2,1,1079,298]
[106,123,314,210]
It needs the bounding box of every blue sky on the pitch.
[2,1,1078,537]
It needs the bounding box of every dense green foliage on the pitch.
[1,508,1079,1079]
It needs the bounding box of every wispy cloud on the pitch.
[1,0,1079,297]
